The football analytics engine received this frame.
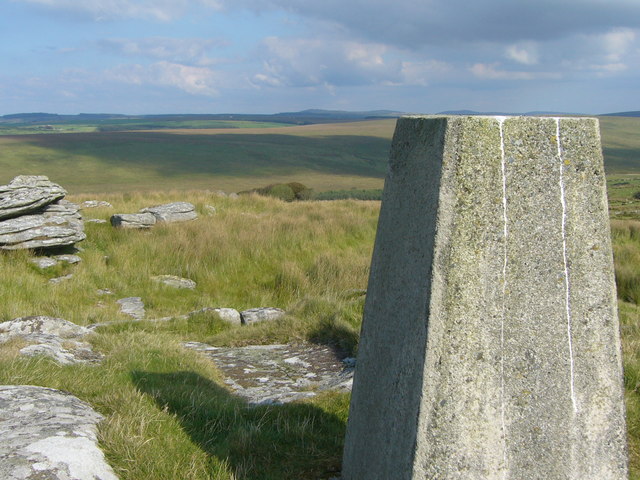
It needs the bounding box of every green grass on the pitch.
[0,193,377,479]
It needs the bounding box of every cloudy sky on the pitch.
[1,0,639,115]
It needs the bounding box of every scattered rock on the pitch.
[116,297,145,320]
[240,307,286,325]
[189,307,241,325]
[152,275,196,290]
[81,200,113,209]
[49,274,73,284]
[228,193,239,200]
[214,190,227,197]
[0,199,86,250]
[0,316,102,365]
[204,205,217,215]
[0,316,89,339]
[30,257,58,269]
[54,254,82,264]
[86,218,108,224]
[110,212,156,229]
[0,385,118,480]
[140,202,197,223]
[184,342,354,405]
[97,288,114,296]
[0,175,66,221]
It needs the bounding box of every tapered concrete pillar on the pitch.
[342,116,628,479]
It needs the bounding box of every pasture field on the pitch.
[0,115,639,478]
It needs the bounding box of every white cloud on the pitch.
[100,38,223,65]
[505,43,539,65]
[600,28,636,62]
[470,63,561,81]
[251,37,403,88]
[108,61,219,95]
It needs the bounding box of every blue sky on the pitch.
[1,0,639,115]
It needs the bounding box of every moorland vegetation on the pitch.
[0,115,639,479]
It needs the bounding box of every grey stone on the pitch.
[86,218,108,224]
[184,342,354,405]
[342,116,628,480]
[81,200,113,209]
[0,199,86,250]
[228,192,239,199]
[117,297,145,320]
[97,288,114,295]
[30,257,58,269]
[0,175,66,220]
[240,307,286,325]
[54,254,82,264]
[139,202,197,223]
[0,316,101,365]
[152,274,197,289]
[204,205,217,214]
[110,212,156,229]
[0,385,118,479]
[188,307,241,325]
[49,274,73,284]
[0,316,90,340]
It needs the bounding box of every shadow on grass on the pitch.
[131,370,346,480]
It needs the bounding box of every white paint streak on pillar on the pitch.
[556,117,578,413]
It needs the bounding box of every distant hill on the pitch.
[601,111,640,117]
[0,109,403,127]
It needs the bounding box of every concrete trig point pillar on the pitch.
[342,116,628,479]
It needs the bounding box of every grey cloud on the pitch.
[99,38,224,64]
[229,0,640,47]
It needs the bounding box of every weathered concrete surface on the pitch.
[185,342,354,405]
[342,116,628,480]
[0,385,118,479]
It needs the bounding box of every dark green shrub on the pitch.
[265,183,296,202]
[287,182,313,200]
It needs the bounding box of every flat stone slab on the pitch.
[0,385,118,480]
[110,212,156,229]
[152,274,196,289]
[184,342,354,405]
[116,297,145,320]
[139,202,197,223]
[240,307,286,325]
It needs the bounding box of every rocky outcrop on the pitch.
[140,202,197,223]
[0,175,66,220]
[111,202,197,229]
[110,212,156,229]
[0,316,102,365]
[0,385,118,480]
[0,176,85,251]
[240,307,286,325]
[188,307,241,325]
